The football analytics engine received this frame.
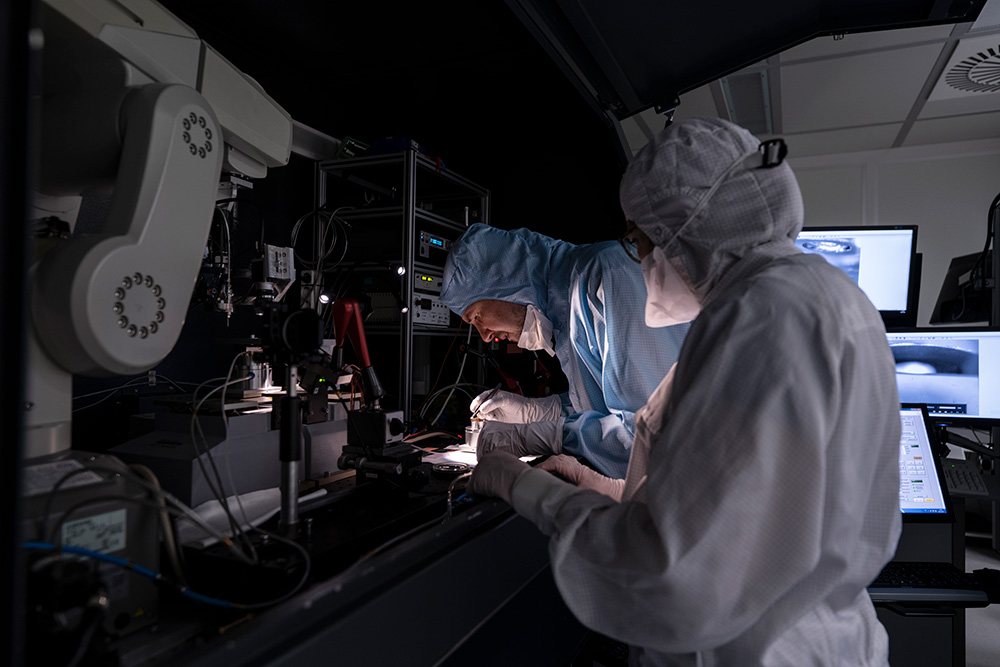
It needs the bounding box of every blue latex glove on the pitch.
[468,451,530,503]
[477,419,564,459]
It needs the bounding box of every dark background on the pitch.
[68,1,628,443]
[159,0,630,244]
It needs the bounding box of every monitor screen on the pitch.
[886,329,1000,426]
[897,405,949,516]
[929,250,992,324]
[796,226,917,319]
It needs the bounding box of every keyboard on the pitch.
[868,561,989,605]
[941,457,989,497]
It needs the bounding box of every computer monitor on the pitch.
[886,328,1000,429]
[796,225,918,328]
[929,250,992,325]
[898,404,952,521]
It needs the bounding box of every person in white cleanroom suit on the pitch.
[439,224,688,478]
[468,117,902,666]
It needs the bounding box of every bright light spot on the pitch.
[896,361,937,375]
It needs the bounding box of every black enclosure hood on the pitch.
[505,0,987,120]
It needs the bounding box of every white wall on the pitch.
[790,138,1000,326]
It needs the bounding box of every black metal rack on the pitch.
[317,150,491,418]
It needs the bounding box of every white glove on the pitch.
[535,454,624,501]
[477,419,564,459]
[470,391,563,423]
[468,451,530,503]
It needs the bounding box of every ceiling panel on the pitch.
[780,24,954,61]
[920,89,1000,117]
[928,32,1000,100]
[905,111,1000,145]
[781,43,943,130]
[781,124,904,157]
[612,8,1000,158]
[509,0,987,120]
[674,86,721,120]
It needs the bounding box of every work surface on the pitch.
[111,480,586,667]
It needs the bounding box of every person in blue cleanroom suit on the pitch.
[439,223,689,478]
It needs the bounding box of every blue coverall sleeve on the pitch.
[562,410,634,480]
[557,252,687,478]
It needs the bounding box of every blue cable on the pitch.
[22,542,235,608]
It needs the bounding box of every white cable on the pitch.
[417,383,480,420]
[189,371,254,557]
[218,351,256,529]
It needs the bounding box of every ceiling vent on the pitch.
[930,34,1000,101]
[721,70,773,135]
[944,46,1000,93]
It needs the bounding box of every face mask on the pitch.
[636,140,788,327]
[641,245,701,327]
[518,304,556,355]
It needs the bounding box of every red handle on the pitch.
[331,297,372,367]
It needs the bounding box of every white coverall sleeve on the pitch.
[509,294,858,655]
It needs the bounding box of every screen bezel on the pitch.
[898,403,954,524]
[887,326,1000,430]
[797,225,919,329]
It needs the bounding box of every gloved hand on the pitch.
[535,454,625,501]
[468,451,530,503]
[477,419,564,459]
[470,391,563,423]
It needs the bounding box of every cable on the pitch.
[316,208,350,273]
[966,191,999,307]
[403,429,464,443]
[72,376,158,413]
[427,327,474,425]
[72,373,194,412]
[65,605,104,667]
[131,464,187,587]
[187,376,240,532]
[238,528,312,608]
[215,197,265,251]
[215,205,234,322]
[338,506,450,581]
[418,384,478,424]
[40,463,255,565]
[290,207,352,272]
[447,472,473,518]
[189,366,258,560]
[22,540,310,610]
[72,377,149,401]
[416,322,466,416]
[217,352,260,544]
[48,494,182,545]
